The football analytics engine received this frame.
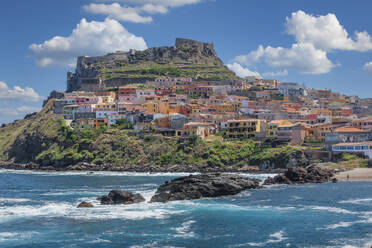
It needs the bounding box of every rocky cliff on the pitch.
[67,38,237,92]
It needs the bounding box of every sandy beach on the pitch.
[335,168,372,181]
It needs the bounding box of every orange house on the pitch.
[119,86,137,97]
[94,118,108,128]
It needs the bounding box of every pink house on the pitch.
[119,95,140,104]
[76,97,98,105]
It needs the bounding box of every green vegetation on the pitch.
[98,62,238,81]
[321,153,369,171]
[112,119,133,130]
[250,146,306,168]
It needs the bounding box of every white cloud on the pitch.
[0,106,41,116]
[0,81,41,102]
[98,0,201,8]
[286,10,372,51]
[29,18,147,67]
[262,70,288,77]
[235,43,334,75]
[364,62,372,75]
[83,3,154,23]
[227,63,261,78]
[234,45,264,67]
[87,1,199,22]
[141,4,168,14]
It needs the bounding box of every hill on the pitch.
[67,38,238,92]
[0,100,307,171]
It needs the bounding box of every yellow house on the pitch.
[142,102,159,114]
[265,120,293,138]
[210,103,236,113]
[226,119,264,139]
[182,122,215,139]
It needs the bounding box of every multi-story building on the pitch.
[226,119,263,139]
[119,86,137,97]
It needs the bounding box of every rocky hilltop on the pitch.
[67,38,237,92]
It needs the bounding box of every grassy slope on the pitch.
[98,62,238,81]
[0,100,61,161]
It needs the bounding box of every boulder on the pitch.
[77,201,94,208]
[100,190,145,205]
[150,173,261,203]
[264,165,334,185]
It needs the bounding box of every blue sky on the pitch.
[0,0,372,124]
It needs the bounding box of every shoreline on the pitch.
[0,161,282,174]
[2,161,372,182]
[335,168,372,182]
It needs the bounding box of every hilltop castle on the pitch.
[66,38,228,92]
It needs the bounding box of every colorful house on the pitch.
[226,119,264,139]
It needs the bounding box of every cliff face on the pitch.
[67,38,237,92]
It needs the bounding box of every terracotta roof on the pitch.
[334,127,366,132]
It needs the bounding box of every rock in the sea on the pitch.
[264,165,334,185]
[100,190,145,205]
[77,201,94,208]
[150,173,261,203]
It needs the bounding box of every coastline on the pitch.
[0,161,282,174]
[335,168,372,182]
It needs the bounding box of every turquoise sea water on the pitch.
[0,169,371,248]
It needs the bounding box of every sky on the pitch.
[0,0,372,124]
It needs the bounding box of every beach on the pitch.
[335,168,372,181]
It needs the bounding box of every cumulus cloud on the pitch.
[0,106,41,116]
[286,10,372,51]
[29,18,147,67]
[232,10,371,75]
[0,81,41,102]
[364,62,372,75]
[262,70,288,77]
[98,0,201,8]
[227,63,261,78]
[83,3,154,23]
[235,43,334,75]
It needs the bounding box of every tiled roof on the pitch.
[334,127,365,132]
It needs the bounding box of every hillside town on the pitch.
[51,76,372,159]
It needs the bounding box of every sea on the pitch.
[0,169,371,248]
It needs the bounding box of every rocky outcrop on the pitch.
[150,173,261,203]
[100,190,145,205]
[77,201,94,208]
[264,165,334,185]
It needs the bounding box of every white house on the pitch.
[332,142,372,158]
[96,110,118,119]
